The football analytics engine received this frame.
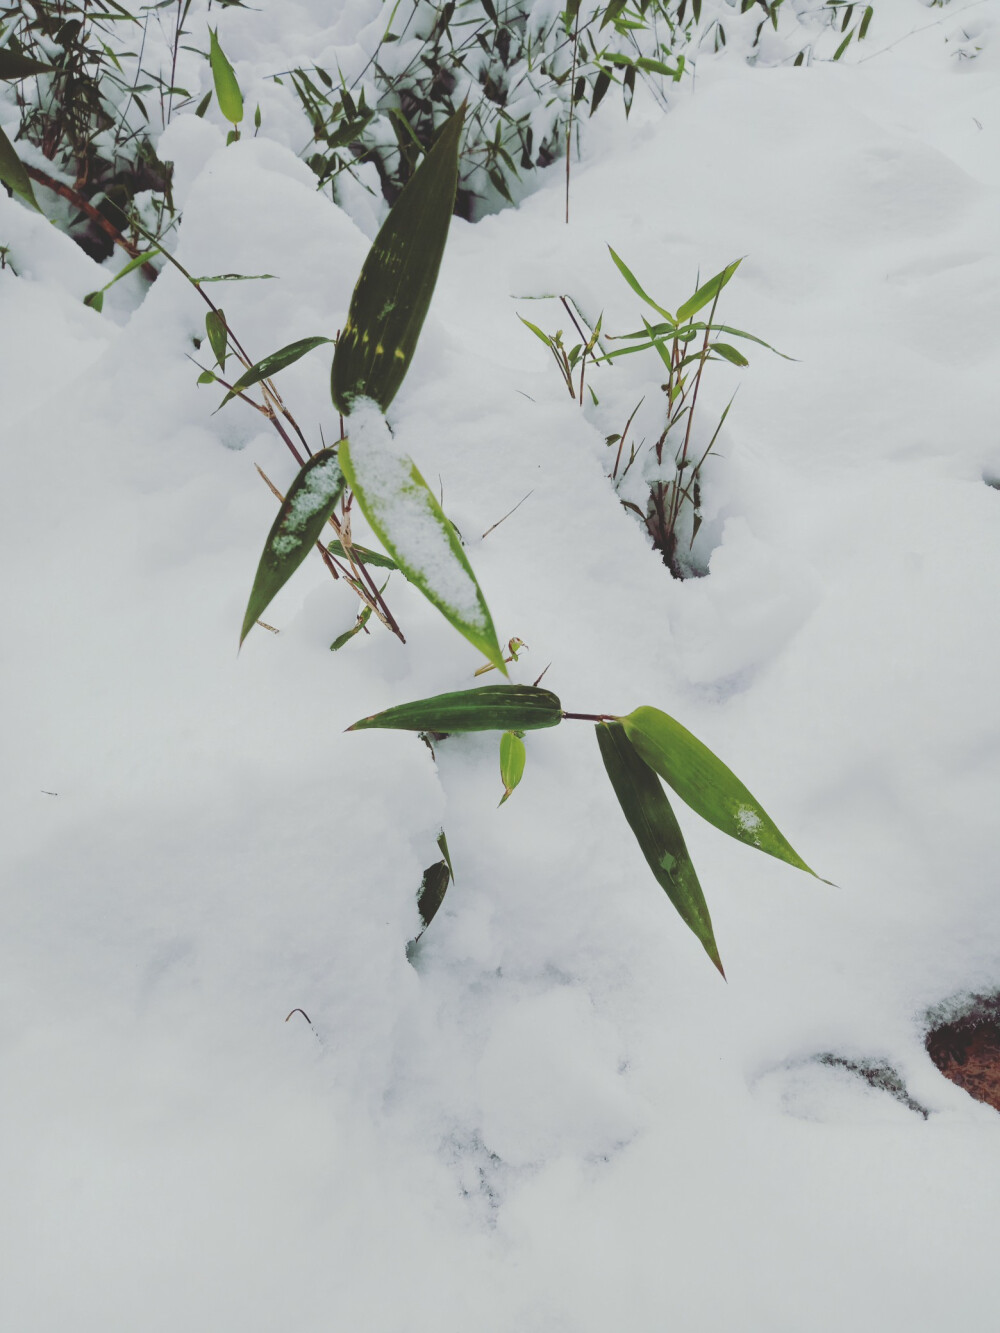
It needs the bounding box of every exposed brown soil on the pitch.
[926,1014,1000,1113]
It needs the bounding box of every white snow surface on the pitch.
[3,1,1000,1328]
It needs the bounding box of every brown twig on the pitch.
[25,166,159,280]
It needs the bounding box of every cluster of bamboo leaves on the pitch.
[239,103,509,673]
[520,249,788,578]
[0,1,176,259]
[281,0,692,218]
[350,684,823,972]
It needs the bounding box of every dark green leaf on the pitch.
[416,860,451,933]
[621,706,821,877]
[590,69,612,116]
[205,309,228,370]
[240,448,345,645]
[348,685,563,733]
[219,336,333,406]
[0,50,53,79]
[596,721,723,975]
[331,106,464,414]
[859,5,873,38]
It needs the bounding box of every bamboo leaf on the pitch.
[0,49,53,79]
[219,336,333,407]
[348,685,562,733]
[621,706,821,877]
[209,28,243,126]
[675,259,742,324]
[327,539,397,570]
[608,247,674,321]
[331,106,464,414]
[330,603,373,651]
[709,342,749,366]
[0,124,41,211]
[499,730,526,804]
[240,448,345,645]
[416,859,451,933]
[339,431,506,673]
[596,722,723,975]
[205,309,228,370]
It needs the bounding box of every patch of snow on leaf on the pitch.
[345,399,487,629]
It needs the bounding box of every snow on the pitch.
[3,0,1000,1328]
[344,397,489,630]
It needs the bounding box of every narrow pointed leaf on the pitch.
[499,730,526,804]
[0,125,41,211]
[0,50,53,79]
[676,259,742,324]
[240,448,345,645]
[206,309,228,370]
[621,705,819,877]
[709,342,749,366]
[608,247,674,321]
[330,603,373,651]
[327,539,397,570]
[348,685,562,733]
[339,433,506,673]
[331,106,464,414]
[596,722,723,974]
[219,336,332,406]
[209,28,243,125]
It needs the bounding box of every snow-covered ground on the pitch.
[3,1,1000,1327]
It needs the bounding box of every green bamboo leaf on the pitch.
[240,448,345,645]
[518,315,555,348]
[621,706,821,877]
[0,124,41,211]
[607,247,674,321]
[331,106,465,414]
[209,28,243,126]
[709,342,749,366]
[348,685,563,733]
[339,432,506,673]
[596,722,723,975]
[634,56,682,77]
[499,730,526,805]
[0,49,53,79]
[833,30,853,60]
[326,539,397,570]
[330,602,373,652]
[600,0,630,27]
[218,336,333,407]
[205,309,228,370]
[675,259,742,324]
[859,4,873,38]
